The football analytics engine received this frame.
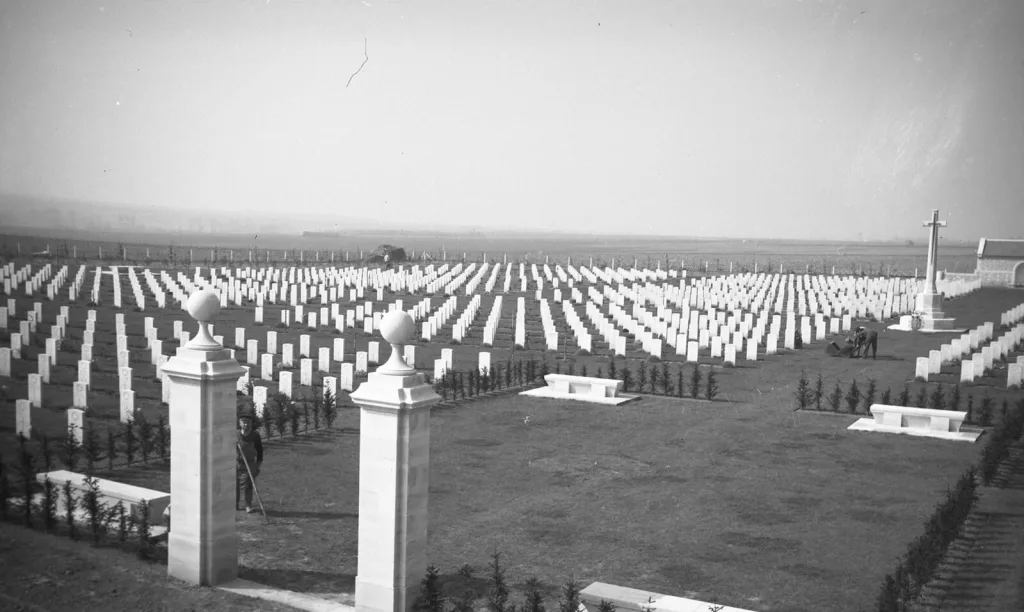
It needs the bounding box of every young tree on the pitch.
[897,384,911,407]
[487,551,511,612]
[705,367,719,401]
[827,380,843,412]
[814,372,824,411]
[637,361,648,393]
[929,383,946,410]
[845,380,861,413]
[914,385,928,408]
[412,565,446,612]
[862,379,877,413]
[649,366,660,395]
[947,384,962,412]
[689,365,702,399]
[794,370,812,410]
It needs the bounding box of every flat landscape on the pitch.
[1,244,1022,612]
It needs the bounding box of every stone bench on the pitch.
[847,405,981,442]
[37,470,171,523]
[580,582,755,612]
[519,374,638,405]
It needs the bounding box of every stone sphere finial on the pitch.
[185,288,222,349]
[378,310,415,375]
[187,289,221,323]
[380,310,415,346]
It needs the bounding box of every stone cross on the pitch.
[922,208,947,294]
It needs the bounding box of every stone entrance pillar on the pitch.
[351,310,441,612]
[163,289,246,586]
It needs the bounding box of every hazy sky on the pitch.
[1,0,1022,240]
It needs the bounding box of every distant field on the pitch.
[0,230,979,276]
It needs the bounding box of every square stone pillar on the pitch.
[161,289,246,586]
[351,311,441,612]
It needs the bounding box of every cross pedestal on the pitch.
[915,209,958,331]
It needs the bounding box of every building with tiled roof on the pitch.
[975,239,1024,287]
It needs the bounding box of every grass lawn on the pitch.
[87,389,987,612]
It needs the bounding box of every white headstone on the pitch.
[300,334,311,358]
[318,347,331,372]
[340,362,355,391]
[300,358,313,386]
[27,373,41,408]
[333,338,345,362]
[1008,363,1023,388]
[356,351,368,375]
[68,407,85,442]
[253,386,268,418]
[120,389,136,423]
[283,343,294,367]
[368,341,380,365]
[279,370,293,398]
[0,347,9,377]
[37,353,50,384]
[78,360,91,388]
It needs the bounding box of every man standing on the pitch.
[853,326,879,360]
[237,411,264,514]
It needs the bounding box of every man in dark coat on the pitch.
[852,326,879,360]
[237,412,264,513]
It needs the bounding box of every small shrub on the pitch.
[649,366,659,394]
[412,565,446,612]
[62,424,81,471]
[705,367,719,401]
[947,384,962,412]
[880,387,892,405]
[42,477,57,532]
[827,380,843,412]
[897,384,910,407]
[81,474,106,544]
[862,379,877,413]
[914,386,927,408]
[844,380,861,413]
[978,393,993,426]
[81,426,102,472]
[689,365,702,399]
[621,364,633,392]
[106,431,117,470]
[637,361,648,391]
[794,370,812,410]
[137,500,151,559]
[123,420,137,465]
[814,372,824,410]
[63,480,77,540]
[928,383,946,410]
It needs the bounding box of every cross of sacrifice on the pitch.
[922,209,947,294]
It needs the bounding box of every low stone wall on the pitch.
[976,259,1023,287]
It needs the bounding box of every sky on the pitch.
[1,0,1022,241]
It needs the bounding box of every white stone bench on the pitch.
[37,470,171,523]
[519,374,638,405]
[580,582,755,612]
[847,405,981,442]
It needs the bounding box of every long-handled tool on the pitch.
[237,443,271,524]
